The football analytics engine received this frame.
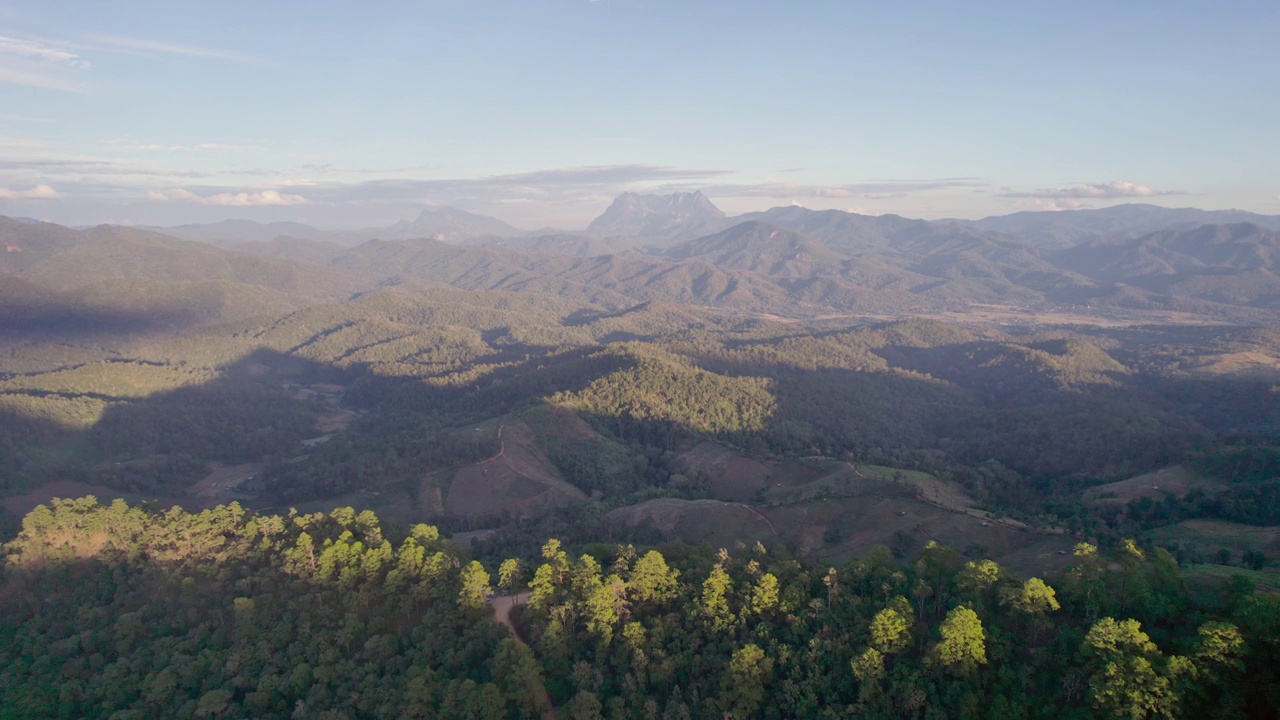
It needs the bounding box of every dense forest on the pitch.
[2,498,1277,718]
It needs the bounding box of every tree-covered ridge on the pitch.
[0,498,548,720]
[551,345,777,436]
[4,499,1278,718]
[509,536,1278,719]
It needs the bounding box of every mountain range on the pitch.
[5,196,1280,327]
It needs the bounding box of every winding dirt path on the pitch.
[478,423,507,465]
[489,591,555,719]
[732,502,779,536]
[490,590,528,637]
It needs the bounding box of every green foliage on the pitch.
[723,643,773,718]
[459,560,492,610]
[0,498,523,719]
[498,558,524,593]
[851,646,885,683]
[749,572,779,616]
[4,501,1279,718]
[869,606,912,655]
[929,606,987,675]
[552,346,777,436]
[1000,576,1061,620]
[627,549,679,604]
[699,563,735,631]
[1083,618,1182,719]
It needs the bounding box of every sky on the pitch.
[1,0,1278,230]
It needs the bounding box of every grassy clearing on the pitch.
[1085,465,1218,505]
[1186,563,1280,592]
[1149,520,1280,558]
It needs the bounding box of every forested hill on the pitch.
[4,200,1280,717]
[1,497,1277,718]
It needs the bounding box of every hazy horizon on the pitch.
[2,1,1278,228]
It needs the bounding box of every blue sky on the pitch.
[0,0,1277,229]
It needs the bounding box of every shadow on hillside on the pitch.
[3,317,1277,536]
[0,341,640,513]
[0,298,228,336]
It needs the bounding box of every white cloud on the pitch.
[702,178,985,199]
[0,137,49,149]
[999,180,1184,200]
[1030,199,1086,211]
[0,36,89,69]
[0,36,91,92]
[0,32,254,93]
[148,188,308,206]
[0,184,60,200]
[87,35,257,63]
[104,139,265,153]
[193,142,262,152]
[814,187,853,198]
[0,64,87,93]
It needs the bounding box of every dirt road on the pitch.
[488,590,555,719]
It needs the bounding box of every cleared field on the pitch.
[443,417,587,518]
[1148,520,1280,557]
[1186,564,1280,593]
[677,442,826,501]
[451,528,497,551]
[608,485,1076,578]
[1085,466,1218,505]
[316,408,358,432]
[606,499,778,548]
[189,463,263,499]
[616,443,1074,574]
[1184,350,1280,379]
[849,464,979,513]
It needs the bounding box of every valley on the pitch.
[3,197,1279,718]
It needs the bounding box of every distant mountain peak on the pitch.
[384,206,524,241]
[586,191,728,243]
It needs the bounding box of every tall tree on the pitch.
[459,560,493,610]
[930,606,987,675]
[722,644,773,718]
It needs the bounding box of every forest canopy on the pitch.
[1,498,1277,719]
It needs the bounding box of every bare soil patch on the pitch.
[678,442,826,501]
[607,498,779,547]
[853,464,978,512]
[533,404,605,442]
[608,470,1074,577]
[767,492,1074,576]
[444,416,587,518]
[451,528,497,551]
